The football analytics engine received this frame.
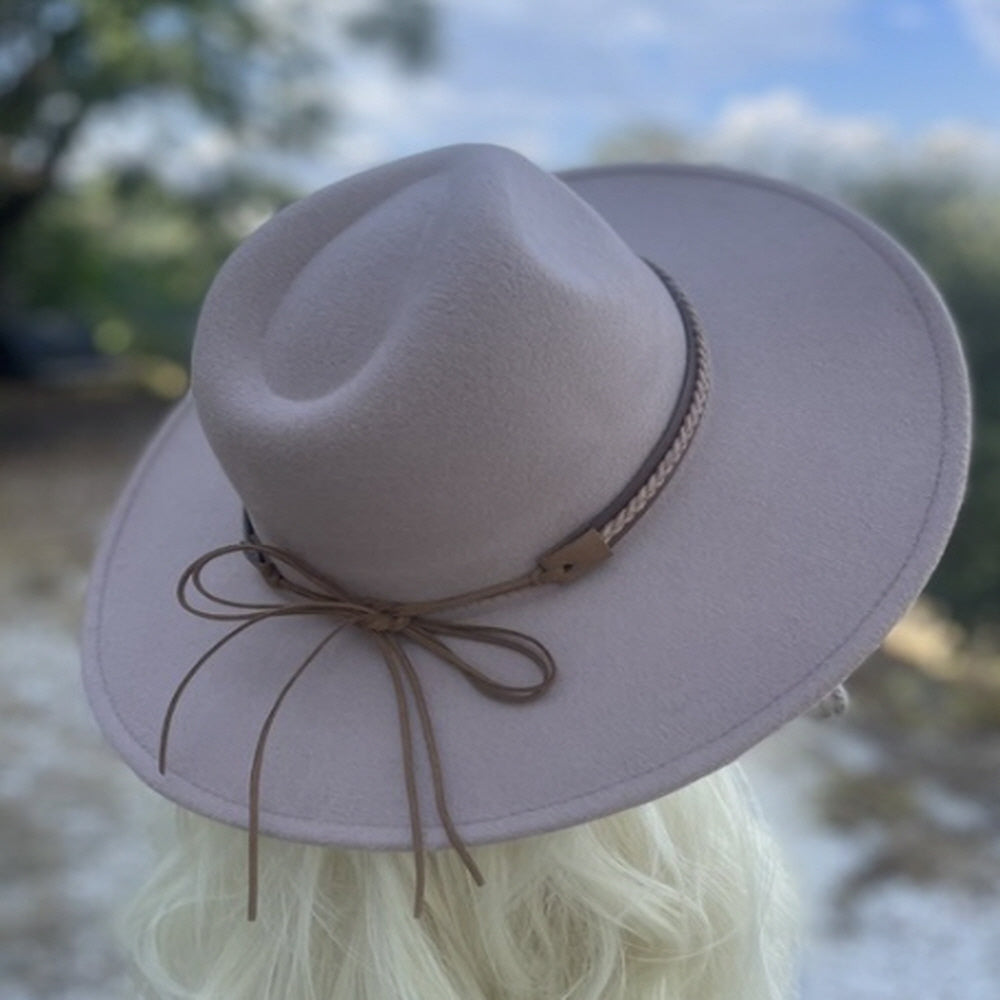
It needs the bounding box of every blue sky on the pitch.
[334,0,1000,161]
[69,0,1000,189]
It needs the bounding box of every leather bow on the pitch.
[158,541,558,920]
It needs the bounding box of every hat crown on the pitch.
[192,144,688,600]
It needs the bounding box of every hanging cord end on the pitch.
[410,845,486,920]
[246,812,260,922]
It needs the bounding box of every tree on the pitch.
[593,124,689,165]
[0,0,434,246]
[8,166,292,368]
[0,0,436,372]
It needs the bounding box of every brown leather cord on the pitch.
[159,264,710,923]
[160,541,557,920]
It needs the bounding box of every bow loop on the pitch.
[406,620,557,702]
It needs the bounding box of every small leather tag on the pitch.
[537,528,612,584]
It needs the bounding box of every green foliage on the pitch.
[11,166,291,360]
[592,124,690,165]
[0,0,437,367]
[846,174,1000,630]
[346,0,438,68]
[0,0,436,245]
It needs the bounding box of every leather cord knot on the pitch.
[357,608,413,633]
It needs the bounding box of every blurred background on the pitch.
[1,1,998,997]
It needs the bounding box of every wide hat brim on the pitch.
[82,163,970,850]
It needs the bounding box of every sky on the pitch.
[69,0,1000,191]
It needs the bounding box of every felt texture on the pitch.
[82,145,970,850]
[192,145,685,600]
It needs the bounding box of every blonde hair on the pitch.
[118,764,798,1000]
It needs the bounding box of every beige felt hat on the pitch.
[82,143,970,916]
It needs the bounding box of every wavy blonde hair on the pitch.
[118,764,798,1000]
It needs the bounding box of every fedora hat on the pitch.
[81,143,970,918]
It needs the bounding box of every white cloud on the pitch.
[692,89,1000,188]
[307,41,631,179]
[888,2,933,31]
[918,118,1000,170]
[60,95,239,188]
[641,0,858,58]
[441,0,856,48]
[701,91,895,180]
[951,0,1000,66]
[436,0,860,78]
